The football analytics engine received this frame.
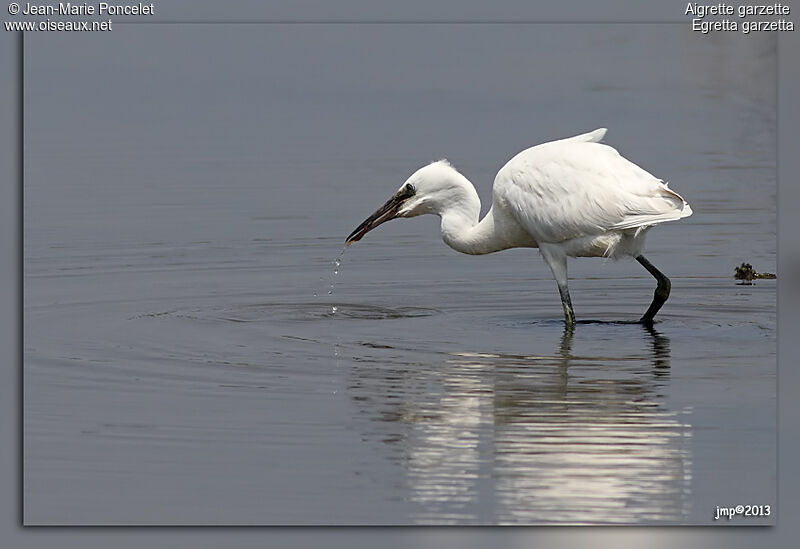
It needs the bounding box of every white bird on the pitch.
[345,129,692,325]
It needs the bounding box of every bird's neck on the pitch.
[440,200,507,256]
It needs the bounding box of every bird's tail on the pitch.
[611,182,693,232]
[612,202,692,232]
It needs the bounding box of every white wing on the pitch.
[494,130,692,244]
[553,127,607,144]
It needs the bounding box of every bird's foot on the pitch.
[639,316,656,327]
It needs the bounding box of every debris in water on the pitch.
[734,262,776,285]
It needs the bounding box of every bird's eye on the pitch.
[405,183,415,194]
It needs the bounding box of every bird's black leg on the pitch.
[636,255,671,325]
[540,244,576,326]
[556,279,576,326]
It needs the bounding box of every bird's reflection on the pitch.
[347,322,690,524]
[643,322,671,373]
[559,322,574,357]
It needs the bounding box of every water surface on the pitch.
[24,25,775,524]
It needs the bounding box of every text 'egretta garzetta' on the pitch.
[345,129,692,326]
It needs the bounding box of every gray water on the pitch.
[23,25,776,525]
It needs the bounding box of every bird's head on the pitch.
[345,160,475,245]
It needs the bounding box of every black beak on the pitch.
[345,186,415,245]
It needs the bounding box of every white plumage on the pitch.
[346,128,692,325]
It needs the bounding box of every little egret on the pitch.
[345,129,692,325]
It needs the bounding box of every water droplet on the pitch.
[328,289,333,295]
[313,291,318,297]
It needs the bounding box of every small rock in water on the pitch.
[734,262,776,285]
